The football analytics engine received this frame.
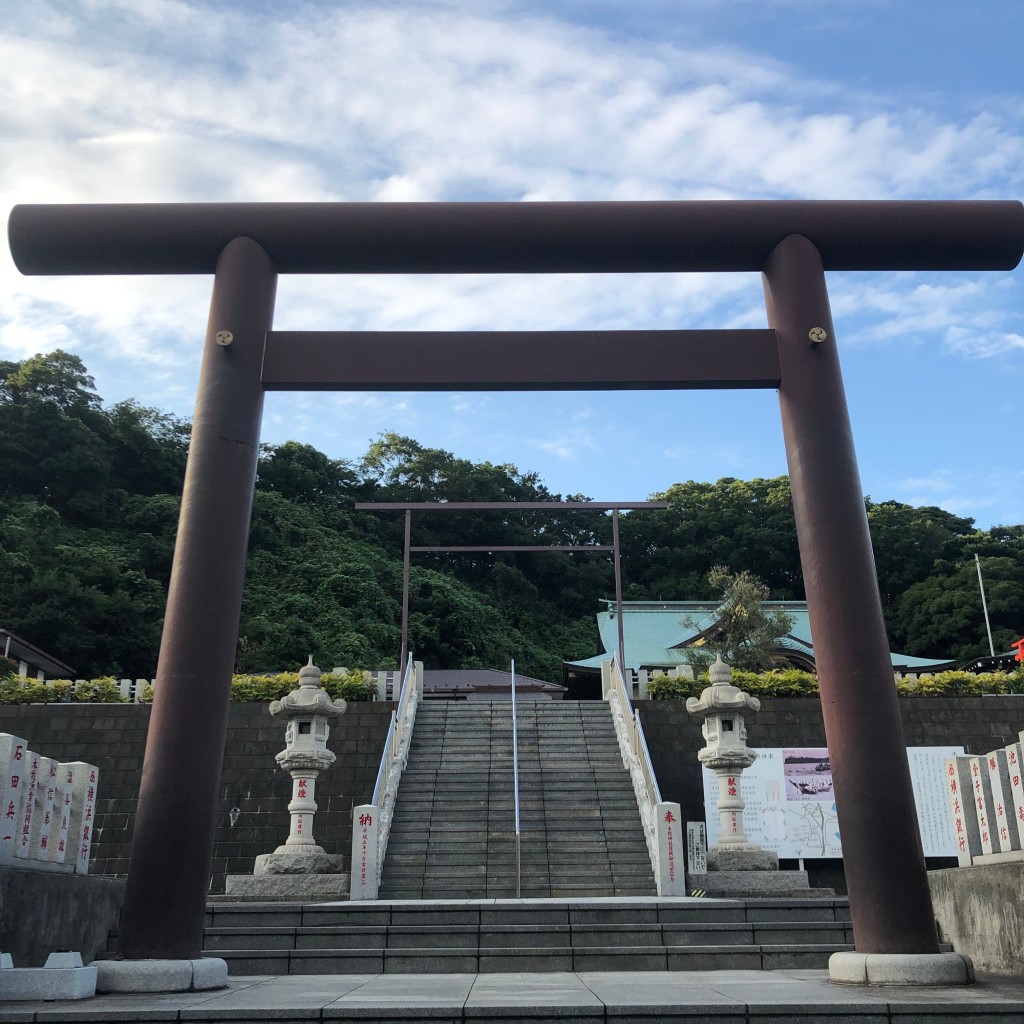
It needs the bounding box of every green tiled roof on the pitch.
[567,601,953,673]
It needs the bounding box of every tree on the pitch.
[621,477,803,601]
[683,566,795,672]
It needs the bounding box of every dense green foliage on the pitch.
[681,566,795,672]
[646,668,1024,700]
[2,351,1022,679]
[0,670,376,704]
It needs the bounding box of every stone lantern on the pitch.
[256,657,347,876]
[686,655,777,871]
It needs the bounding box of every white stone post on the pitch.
[944,756,982,866]
[350,803,380,900]
[13,750,40,862]
[986,749,1021,853]
[655,801,685,895]
[969,755,996,856]
[28,757,59,863]
[47,763,75,867]
[1007,741,1024,838]
[685,656,777,872]
[0,734,28,866]
[64,762,99,875]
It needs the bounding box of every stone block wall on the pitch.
[637,695,1024,846]
[0,702,393,893]
[2,695,1021,895]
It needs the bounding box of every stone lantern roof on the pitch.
[685,655,761,717]
[269,657,346,720]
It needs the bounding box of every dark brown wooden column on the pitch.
[763,233,938,954]
[118,237,277,959]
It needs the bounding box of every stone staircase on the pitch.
[377,700,656,899]
[200,897,855,975]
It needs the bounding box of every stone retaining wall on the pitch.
[636,696,1024,833]
[1,696,1021,894]
[0,702,393,893]
[928,860,1024,976]
[0,867,125,967]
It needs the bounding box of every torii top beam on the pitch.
[9,200,1024,276]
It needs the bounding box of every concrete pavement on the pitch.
[3,968,1024,1023]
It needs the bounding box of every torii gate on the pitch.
[9,200,1023,966]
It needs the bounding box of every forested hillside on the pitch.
[2,351,1022,680]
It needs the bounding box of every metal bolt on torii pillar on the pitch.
[7,199,1021,988]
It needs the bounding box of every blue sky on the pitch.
[2,0,1022,527]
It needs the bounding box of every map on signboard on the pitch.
[702,746,964,858]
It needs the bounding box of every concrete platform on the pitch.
[2,968,1023,1022]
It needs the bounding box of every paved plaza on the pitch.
[4,968,1024,1023]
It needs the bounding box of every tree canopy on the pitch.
[2,351,1021,679]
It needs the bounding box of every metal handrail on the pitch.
[511,658,521,898]
[371,654,414,807]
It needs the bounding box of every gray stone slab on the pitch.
[29,977,273,1021]
[210,924,304,947]
[383,952,479,974]
[323,971,474,1014]
[667,949,764,971]
[479,953,575,972]
[465,971,602,1009]
[176,975,375,1017]
[664,925,755,946]
[295,927,388,950]
[479,926,570,948]
[573,950,669,971]
[219,953,292,976]
[210,909,304,928]
[289,951,386,975]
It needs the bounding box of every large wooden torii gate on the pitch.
[9,200,1024,962]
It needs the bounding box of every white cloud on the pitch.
[0,0,1021,528]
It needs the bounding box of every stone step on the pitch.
[203,898,851,928]
[211,942,852,975]
[203,919,853,953]
[382,700,654,895]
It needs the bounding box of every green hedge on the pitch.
[646,667,1024,700]
[0,669,377,705]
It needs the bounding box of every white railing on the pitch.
[603,656,685,896]
[626,665,693,700]
[511,658,521,898]
[350,656,421,899]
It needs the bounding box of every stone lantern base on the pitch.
[707,844,779,872]
[686,868,818,897]
[223,846,349,900]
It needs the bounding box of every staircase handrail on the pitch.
[351,654,420,899]
[603,655,685,896]
[511,658,521,898]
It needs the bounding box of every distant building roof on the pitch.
[422,668,565,700]
[958,650,1022,674]
[565,601,954,674]
[1,627,75,678]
